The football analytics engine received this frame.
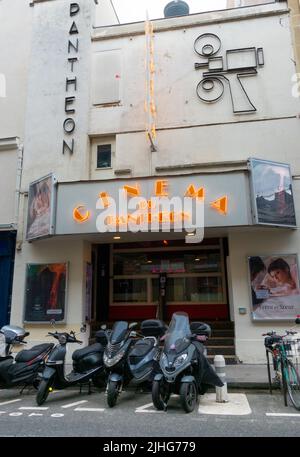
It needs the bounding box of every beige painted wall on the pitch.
[0,0,32,140]
[10,235,91,355]
[0,146,18,225]
[228,180,300,363]
[0,0,32,226]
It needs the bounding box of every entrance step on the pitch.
[207,345,236,356]
[204,321,234,329]
[204,321,237,364]
[207,355,239,365]
[206,337,235,346]
[210,329,235,337]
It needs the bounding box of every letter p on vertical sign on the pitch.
[70,3,80,16]
[0,74,6,98]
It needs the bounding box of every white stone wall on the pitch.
[90,3,300,177]
[21,0,93,189]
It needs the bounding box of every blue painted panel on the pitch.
[0,233,16,328]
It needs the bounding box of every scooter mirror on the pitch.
[80,324,87,333]
[129,322,138,330]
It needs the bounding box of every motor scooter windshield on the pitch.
[0,333,6,357]
[164,313,191,354]
[110,321,129,345]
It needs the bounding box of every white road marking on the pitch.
[74,407,105,412]
[135,402,164,414]
[19,407,49,411]
[61,400,88,409]
[51,413,64,418]
[266,413,300,417]
[198,393,252,416]
[0,399,22,407]
[28,413,43,417]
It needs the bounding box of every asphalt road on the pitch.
[0,386,299,437]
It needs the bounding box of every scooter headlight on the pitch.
[174,353,188,367]
[104,350,125,367]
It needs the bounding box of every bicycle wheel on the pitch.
[277,357,288,407]
[284,359,300,411]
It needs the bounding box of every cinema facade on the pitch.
[9,0,300,363]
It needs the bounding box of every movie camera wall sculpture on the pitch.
[194,33,264,114]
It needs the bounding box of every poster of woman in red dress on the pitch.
[24,263,67,322]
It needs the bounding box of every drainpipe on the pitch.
[14,140,24,228]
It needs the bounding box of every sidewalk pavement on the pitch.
[225,364,272,390]
[64,363,273,390]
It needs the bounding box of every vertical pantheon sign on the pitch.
[63,3,81,155]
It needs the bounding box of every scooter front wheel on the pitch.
[180,381,197,413]
[152,380,170,411]
[36,379,52,406]
[107,380,120,408]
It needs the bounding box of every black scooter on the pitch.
[103,319,167,407]
[152,312,224,413]
[0,325,53,391]
[128,319,166,386]
[103,321,138,407]
[36,326,107,405]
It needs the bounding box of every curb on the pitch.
[227,381,278,390]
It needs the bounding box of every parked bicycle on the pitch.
[263,317,300,411]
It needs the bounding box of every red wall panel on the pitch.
[109,304,228,321]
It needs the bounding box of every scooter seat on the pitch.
[72,343,104,362]
[129,339,155,364]
[15,343,54,363]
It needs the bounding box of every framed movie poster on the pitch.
[248,158,297,228]
[24,263,68,323]
[248,254,300,321]
[26,174,57,241]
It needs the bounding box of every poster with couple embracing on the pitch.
[248,254,300,320]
